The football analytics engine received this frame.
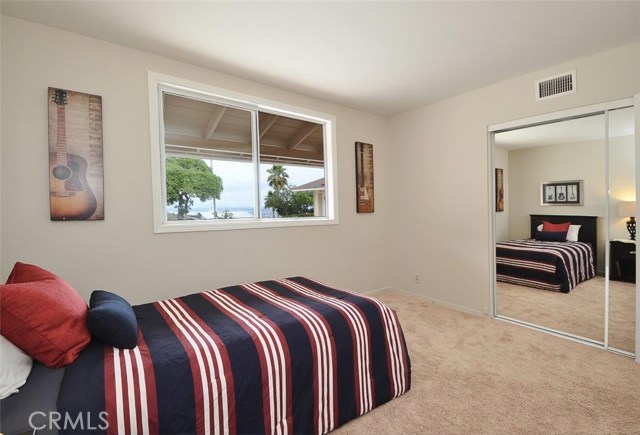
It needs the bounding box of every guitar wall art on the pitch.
[355,141,374,213]
[540,180,583,206]
[48,87,104,221]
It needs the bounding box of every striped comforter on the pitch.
[496,239,595,292]
[58,277,411,434]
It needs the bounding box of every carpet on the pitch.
[497,278,635,353]
[333,289,640,434]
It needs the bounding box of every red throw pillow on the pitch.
[0,263,91,367]
[542,220,571,232]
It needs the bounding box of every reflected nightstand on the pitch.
[610,240,636,282]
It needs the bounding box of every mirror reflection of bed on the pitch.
[494,108,636,355]
[497,215,635,351]
[496,215,601,342]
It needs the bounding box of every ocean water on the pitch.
[167,205,276,219]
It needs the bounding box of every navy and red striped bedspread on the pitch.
[496,239,595,292]
[58,277,411,434]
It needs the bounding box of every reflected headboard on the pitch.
[530,214,599,268]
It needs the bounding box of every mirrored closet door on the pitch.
[607,106,636,354]
[492,101,636,357]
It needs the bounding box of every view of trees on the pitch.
[264,164,314,217]
[214,210,234,219]
[266,164,289,191]
[166,159,314,220]
[165,157,223,219]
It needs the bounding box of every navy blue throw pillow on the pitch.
[87,290,138,349]
[535,230,567,242]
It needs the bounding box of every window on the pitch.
[149,73,337,232]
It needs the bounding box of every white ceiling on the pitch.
[2,1,639,116]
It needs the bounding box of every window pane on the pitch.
[258,112,326,218]
[162,93,255,221]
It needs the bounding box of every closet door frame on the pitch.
[487,96,639,362]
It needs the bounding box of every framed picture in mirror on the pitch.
[495,168,504,212]
[541,180,583,205]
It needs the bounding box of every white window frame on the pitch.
[148,72,339,233]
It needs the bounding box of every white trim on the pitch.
[360,287,392,296]
[499,316,635,358]
[251,110,261,219]
[489,97,634,133]
[608,347,636,359]
[603,111,611,349]
[151,72,331,122]
[488,130,497,317]
[149,80,165,234]
[495,315,606,350]
[147,71,339,233]
[360,286,486,317]
[390,287,485,317]
[154,216,338,233]
[635,94,640,363]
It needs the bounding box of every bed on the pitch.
[1,274,411,435]
[496,215,597,292]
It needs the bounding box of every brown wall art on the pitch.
[48,87,104,221]
[495,168,504,212]
[355,141,374,213]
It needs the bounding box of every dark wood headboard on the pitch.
[530,214,599,267]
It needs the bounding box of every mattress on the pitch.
[496,239,595,292]
[3,277,411,434]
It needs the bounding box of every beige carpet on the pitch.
[333,290,640,434]
[497,278,636,353]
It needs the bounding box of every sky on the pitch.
[168,159,324,212]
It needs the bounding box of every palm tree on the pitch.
[267,164,289,191]
[265,165,289,218]
[265,190,278,218]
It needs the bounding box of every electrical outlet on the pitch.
[414,273,421,284]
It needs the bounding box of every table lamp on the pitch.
[618,201,636,240]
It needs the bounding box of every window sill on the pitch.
[154,217,339,233]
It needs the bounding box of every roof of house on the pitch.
[292,178,325,191]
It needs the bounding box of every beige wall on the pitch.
[0,17,391,303]
[1,16,638,314]
[506,135,634,273]
[508,140,606,240]
[388,42,639,314]
[610,135,637,240]
[507,139,607,271]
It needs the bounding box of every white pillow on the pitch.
[0,335,33,399]
[566,224,581,242]
[537,224,581,241]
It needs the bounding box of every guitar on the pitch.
[357,142,373,213]
[49,89,97,220]
[557,190,566,201]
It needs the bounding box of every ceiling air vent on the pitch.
[535,70,576,101]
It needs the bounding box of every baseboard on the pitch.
[361,287,392,296]
[387,287,486,318]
